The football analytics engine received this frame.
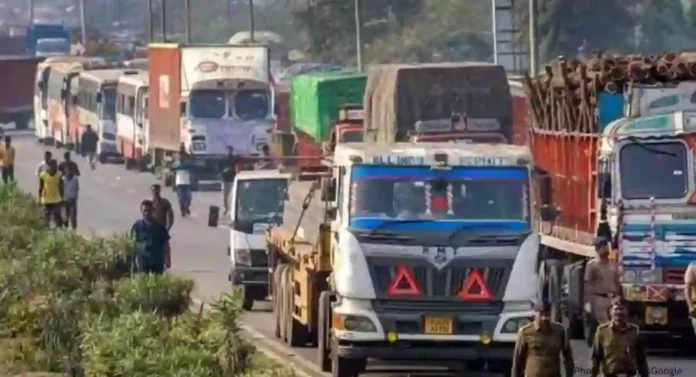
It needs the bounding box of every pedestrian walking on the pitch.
[590,298,650,377]
[0,136,16,183]
[151,183,174,231]
[511,299,574,377]
[36,151,52,176]
[584,236,622,345]
[684,261,696,333]
[221,146,237,215]
[58,151,81,176]
[171,144,193,217]
[38,159,63,227]
[61,169,79,229]
[130,199,171,274]
[80,124,99,169]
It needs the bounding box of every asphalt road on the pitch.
[5,129,696,377]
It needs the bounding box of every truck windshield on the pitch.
[340,130,363,143]
[36,38,69,54]
[234,90,270,120]
[235,178,288,222]
[620,141,688,199]
[190,90,226,119]
[100,86,116,121]
[349,166,528,226]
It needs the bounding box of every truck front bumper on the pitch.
[336,339,514,361]
[229,266,268,300]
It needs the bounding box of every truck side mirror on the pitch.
[597,172,612,199]
[96,93,102,103]
[180,101,186,116]
[534,168,557,222]
[60,89,66,99]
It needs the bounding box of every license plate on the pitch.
[423,316,453,334]
[645,306,668,325]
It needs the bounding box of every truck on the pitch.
[0,56,42,129]
[266,141,537,377]
[261,63,539,377]
[26,23,70,57]
[148,43,274,184]
[528,53,696,345]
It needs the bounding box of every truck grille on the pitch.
[249,249,269,267]
[366,256,511,300]
[663,267,686,285]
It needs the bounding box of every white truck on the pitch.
[264,142,540,377]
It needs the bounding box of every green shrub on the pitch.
[0,184,291,377]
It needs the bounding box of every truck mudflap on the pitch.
[623,283,694,337]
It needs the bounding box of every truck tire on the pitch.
[546,261,563,323]
[242,291,254,311]
[583,312,598,347]
[273,265,288,339]
[561,265,584,339]
[331,338,365,377]
[284,266,308,347]
[317,291,332,372]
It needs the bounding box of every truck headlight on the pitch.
[502,317,532,333]
[234,249,251,265]
[336,314,377,332]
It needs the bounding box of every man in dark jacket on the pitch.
[80,124,99,169]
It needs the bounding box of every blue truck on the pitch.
[26,23,70,57]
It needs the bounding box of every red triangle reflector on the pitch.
[387,266,421,297]
[458,269,492,300]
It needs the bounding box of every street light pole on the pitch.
[79,0,86,47]
[249,0,256,42]
[148,0,154,43]
[28,0,34,24]
[528,0,539,76]
[354,0,363,72]
[160,0,167,42]
[185,0,191,43]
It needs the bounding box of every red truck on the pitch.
[0,56,42,129]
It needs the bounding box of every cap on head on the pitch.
[534,299,552,314]
[593,236,610,251]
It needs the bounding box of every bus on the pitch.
[76,69,124,162]
[34,56,106,143]
[115,70,148,170]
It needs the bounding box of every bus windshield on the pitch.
[100,86,116,121]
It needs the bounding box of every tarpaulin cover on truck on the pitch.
[363,63,512,143]
[291,71,367,143]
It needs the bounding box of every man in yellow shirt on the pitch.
[0,136,16,183]
[38,159,64,227]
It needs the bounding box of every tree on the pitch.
[291,0,423,63]
[532,0,634,63]
[635,0,687,53]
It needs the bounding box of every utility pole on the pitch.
[79,0,86,47]
[185,0,191,43]
[160,0,167,42]
[28,0,34,24]
[148,0,154,43]
[354,0,363,72]
[227,0,232,38]
[249,0,255,42]
[528,0,539,76]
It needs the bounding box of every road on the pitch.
[5,129,696,377]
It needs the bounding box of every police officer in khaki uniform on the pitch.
[591,298,649,377]
[511,300,574,377]
[584,237,622,343]
[683,261,696,332]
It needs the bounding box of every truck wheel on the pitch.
[331,339,364,377]
[285,266,308,347]
[273,265,288,339]
[546,262,562,323]
[164,172,174,187]
[317,291,332,372]
[99,153,107,164]
[242,289,254,311]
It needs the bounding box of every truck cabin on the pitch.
[185,75,273,123]
[325,105,365,153]
[327,143,534,239]
[228,170,292,232]
[36,37,70,57]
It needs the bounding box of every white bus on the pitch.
[34,56,106,143]
[76,69,124,162]
[115,70,149,170]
